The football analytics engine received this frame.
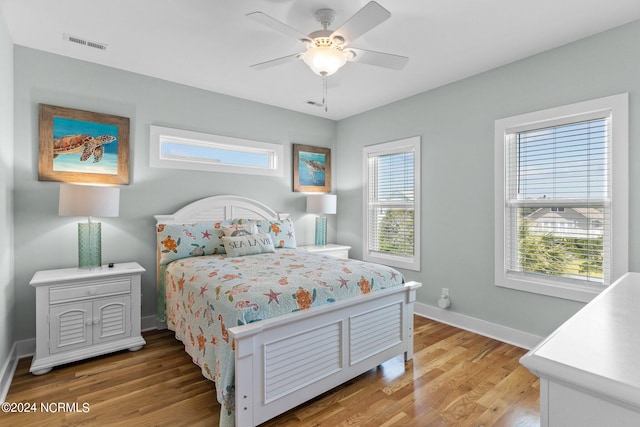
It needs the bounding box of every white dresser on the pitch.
[29,262,146,375]
[520,272,640,426]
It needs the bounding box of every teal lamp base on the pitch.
[78,222,101,269]
[315,216,327,246]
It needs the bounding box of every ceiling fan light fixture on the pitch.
[247,2,407,111]
[303,37,347,76]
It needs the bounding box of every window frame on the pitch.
[363,136,421,271]
[494,94,628,302]
[149,125,283,177]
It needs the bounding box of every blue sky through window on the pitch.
[376,152,415,202]
[160,140,271,168]
[516,118,607,200]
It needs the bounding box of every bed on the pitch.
[154,195,421,426]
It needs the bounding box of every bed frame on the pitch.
[155,195,421,426]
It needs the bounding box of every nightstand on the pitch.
[298,244,351,259]
[29,262,146,375]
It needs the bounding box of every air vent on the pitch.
[63,33,108,51]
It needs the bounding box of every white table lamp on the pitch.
[306,194,337,246]
[59,183,120,269]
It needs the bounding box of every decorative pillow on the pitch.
[222,233,276,257]
[222,222,258,237]
[157,221,230,265]
[255,217,297,248]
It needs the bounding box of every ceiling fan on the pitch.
[246,1,408,110]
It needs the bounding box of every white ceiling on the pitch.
[2,0,640,120]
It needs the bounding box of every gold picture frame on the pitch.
[293,144,331,192]
[38,104,130,185]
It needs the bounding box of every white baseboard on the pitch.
[414,302,544,350]
[16,338,35,359]
[0,343,18,403]
[141,315,164,332]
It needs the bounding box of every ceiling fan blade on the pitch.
[347,48,409,70]
[250,53,303,70]
[246,11,312,43]
[331,1,391,45]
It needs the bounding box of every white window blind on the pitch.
[363,137,420,271]
[495,93,628,302]
[505,117,610,285]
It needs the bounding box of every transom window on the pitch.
[150,125,283,176]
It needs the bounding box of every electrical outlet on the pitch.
[442,288,449,296]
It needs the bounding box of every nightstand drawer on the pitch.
[50,278,131,303]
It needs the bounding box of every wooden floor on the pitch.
[2,316,540,426]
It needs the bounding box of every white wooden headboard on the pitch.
[153,195,288,321]
[154,194,287,224]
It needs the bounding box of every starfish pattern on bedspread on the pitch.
[164,249,404,427]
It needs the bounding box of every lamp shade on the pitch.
[59,184,120,217]
[306,194,337,215]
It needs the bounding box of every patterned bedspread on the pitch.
[164,249,404,426]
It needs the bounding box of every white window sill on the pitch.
[364,252,420,272]
[496,272,604,303]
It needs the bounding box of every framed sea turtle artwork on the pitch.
[38,104,130,185]
[293,144,331,192]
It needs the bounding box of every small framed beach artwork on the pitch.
[38,104,130,185]
[293,144,331,192]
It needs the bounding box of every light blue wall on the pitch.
[12,47,336,340]
[336,19,640,337]
[0,9,15,377]
[9,19,640,344]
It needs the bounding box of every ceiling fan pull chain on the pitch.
[322,75,328,112]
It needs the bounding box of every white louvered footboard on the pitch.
[230,281,420,427]
[350,302,402,364]
[264,321,342,403]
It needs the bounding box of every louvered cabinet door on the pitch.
[49,296,132,353]
[93,296,131,344]
[49,301,93,354]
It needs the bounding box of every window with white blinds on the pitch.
[495,94,628,302]
[363,136,420,271]
[506,117,610,284]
